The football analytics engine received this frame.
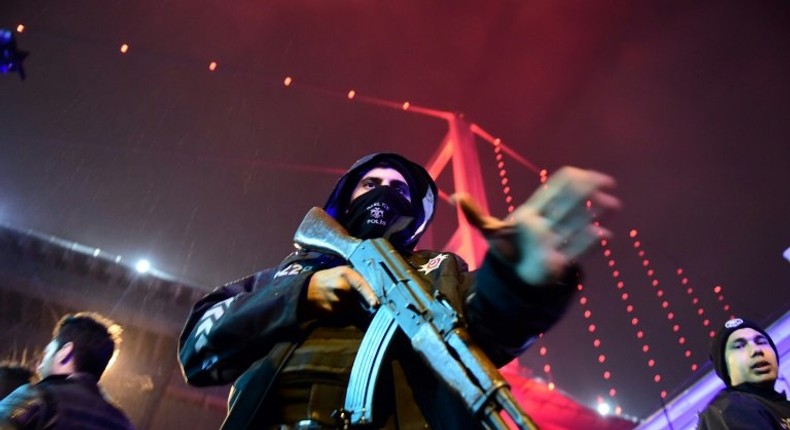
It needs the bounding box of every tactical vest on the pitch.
[271,326,428,429]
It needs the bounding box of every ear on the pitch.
[56,341,75,365]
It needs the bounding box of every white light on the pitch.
[783,246,790,263]
[135,259,151,273]
[596,402,611,416]
[106,348,120,372]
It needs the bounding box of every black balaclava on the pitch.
[338,186,416,247]
[710,317,779,387]
[324,153,437,251]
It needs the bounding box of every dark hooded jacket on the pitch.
[696,383,790,430]
[177,153,577,429]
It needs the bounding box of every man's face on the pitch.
[725,327,778,387]
[350,167,411,203]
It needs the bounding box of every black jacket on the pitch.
[178,246,576,429]
[697,383,790,430]
[0,373,133,430]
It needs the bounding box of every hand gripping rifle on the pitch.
[294,207,539,430]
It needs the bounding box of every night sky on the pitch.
[2,0,789,420]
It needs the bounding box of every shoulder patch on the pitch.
[274,263,309,278]
[418,253,449,275]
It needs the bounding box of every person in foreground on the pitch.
[178,152,620,429]
[697,317,790,429]
[0,312,134,430]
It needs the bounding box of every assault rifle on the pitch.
[294,207,539,430]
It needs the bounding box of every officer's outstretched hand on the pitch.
[454,166,620,286]
[305,265,380,318]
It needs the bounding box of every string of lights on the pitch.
[492,140,516,214]
[533,335,556,391]
[628,229,699,373]
[674,267,716,344]
[599,236,669,400]
[673,269,735,339]
[711,283,735,328]
[578,280,623,415]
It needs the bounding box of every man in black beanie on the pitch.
[697,317,790,429]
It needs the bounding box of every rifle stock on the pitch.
[294,207,538,430]
[293,207,361,259]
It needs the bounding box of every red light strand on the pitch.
[577,282,621,407]
[629,229,698,373]
[599,236,668,399]
[491,139,518,213]
[711,283,735,321]
[533,335,555,387]
[674,268,736,340]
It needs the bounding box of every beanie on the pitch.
[710,318,778,386]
